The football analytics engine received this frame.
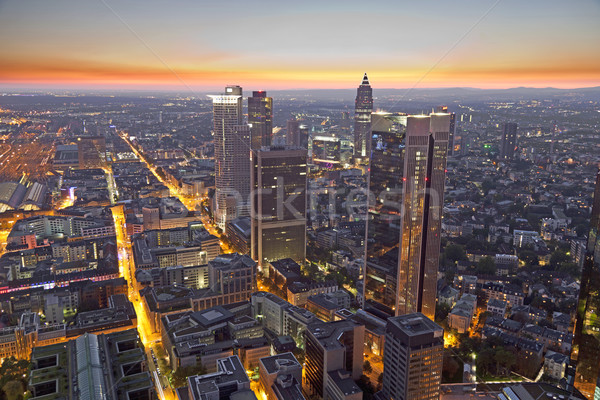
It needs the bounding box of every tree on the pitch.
[476,348,495,376]
[518,250,539,267]
[445,244,467,263]
[494,349,516,376]
[558,262,581,279]
[444,268,456,285]
[171,364,207,388]
[550,250,570,268]
[575,223,589,238]
[474,257,496,275]
[478,311,492,326]
[0,357,30,400]
[3,380,24,400]
[443,352,460,377]
[481,180,496,195]
[356,375,376,400]
[363,360,373,374]
[435,303,451,323]
[466,239,485,251]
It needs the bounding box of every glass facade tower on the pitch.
[572,170,600,399]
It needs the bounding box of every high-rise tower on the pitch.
[286,119,299,147]
[248,91,273,150]
[354,73,373,162]
[209,86,251,229]
[500,122,518,160]
[363,113,450,321]
[379,313,444,400]
[571,170,600,399]
[436,105,456,156]
[251,146,307,269]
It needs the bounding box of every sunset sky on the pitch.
[0,0,599,90]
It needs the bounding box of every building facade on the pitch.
[209,86,251,229]
[304,319,365,398]
[354,73,373,161]
[500,122,518,160]
[251,147,307,269]
[571,170,600,399]
[379,313,443,400]
[248,91,273,150]
[363,113,450,321]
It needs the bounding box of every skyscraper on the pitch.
[248,91,273,150]
[251,146,307,269]
[209,86,251,229]
[354,73,373,161]
[304,319,365,398]
[500,122,518,160]
[436,105,456,156]
[363,113,450,321]
[286,119,300,147]
[571,170,600,399]
[379,313,444,400]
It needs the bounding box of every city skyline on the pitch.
[1,0,599,90]
[0,1,599,398]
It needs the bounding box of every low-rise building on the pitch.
[448,293,477,333]
[438,286,460,307]
[307,291,352,323]
[29,329,154,400]
[259,352,305,400]
[543,350,569,380]
[487,298,507,317]
[481,281,525,309]
[287,280,338,307]
[185,355,256,400]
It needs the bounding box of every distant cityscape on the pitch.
[0,75,599,400]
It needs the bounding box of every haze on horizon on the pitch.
[1,0,599,91]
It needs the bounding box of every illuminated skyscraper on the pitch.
[571,170,600,399]
[436,105,456,156]
[379,313,444,400]
[500,122,518,160]
[248,91,273,150]
[209,86,251,229]
[251,147,307,269]
[354,73,373,161]
[363,113,450,321]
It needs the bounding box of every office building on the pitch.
[251,147,307,269]
[185,356,256,400]
[259,353,305,400]
[304,319,364,398]
[354,73,373,161]
[436,105,456,156]
[249,91,273,150]
[209,86,251,229]
[363,113,450,320]
[77,135,106,169]
[498,383,585,400]
[379,313,443,400]
[500,122,518,160]
[287,119,300,147]
[571,170,600,399]
[227,216,252,255]
[208,253,257,304]
[28,329,154,400]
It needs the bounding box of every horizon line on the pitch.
[2,84,600,94]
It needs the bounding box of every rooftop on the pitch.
[259,352,300,375]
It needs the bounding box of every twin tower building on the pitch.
[209,75,452,323]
